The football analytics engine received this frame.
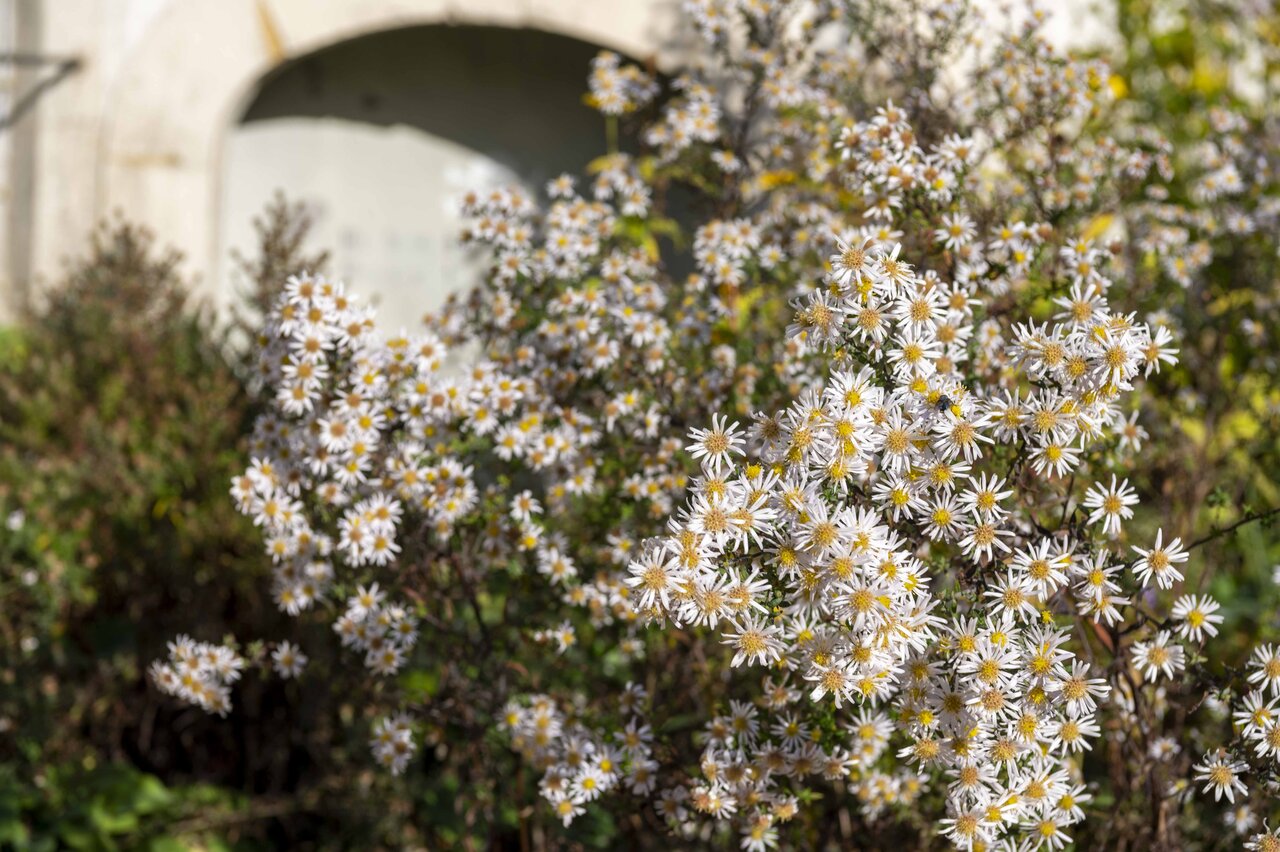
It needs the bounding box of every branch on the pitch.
[168,796,307,835]
[1186,505,1280,552]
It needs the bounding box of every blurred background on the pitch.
[0,0,1107,326]
[1,0,1276,850]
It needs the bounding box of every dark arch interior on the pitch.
[239,25,619,187]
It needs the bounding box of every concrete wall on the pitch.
[0,0,684,323]
[221,25,610,323]
[0,0,1107,325]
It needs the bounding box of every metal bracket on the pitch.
[0,52,81,132]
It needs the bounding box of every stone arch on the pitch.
[100,0,681,297]
[223,24,620,322]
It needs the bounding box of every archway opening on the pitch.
[220,25,612,326]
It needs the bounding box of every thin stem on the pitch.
[1186,504,1280,552]
[606,115,619,155]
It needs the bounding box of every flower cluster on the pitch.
[149,636,244,717]
[371,714,417,775]
[622,218,1169,847]
[502,686,657,828]
[334,582,421,675]
[148,0,1280,846]
[1133,105,1280,291]
[588,50,658,116]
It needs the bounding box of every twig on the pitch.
[169,797,305,834]
[1186,505,1280,552]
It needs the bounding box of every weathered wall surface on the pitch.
[0,0,1107,324]
[0,0,685,322]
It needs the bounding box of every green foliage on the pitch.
[1110,0,1280,579]
[0,763,248,852]
[0,205,543,849]
[0,219,260,756]
[0,210,353,849]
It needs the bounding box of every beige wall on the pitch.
[0,0,1107,325]
[0,0,686,323]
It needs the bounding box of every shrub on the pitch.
[153,1,1280,849]
[0,0,1270,849]
[0,206,416,849]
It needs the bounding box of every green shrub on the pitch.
[0,203,368,849]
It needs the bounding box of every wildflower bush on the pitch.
[6,0,1275,849]
[0,220,265,849]
[0,207,424,849]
